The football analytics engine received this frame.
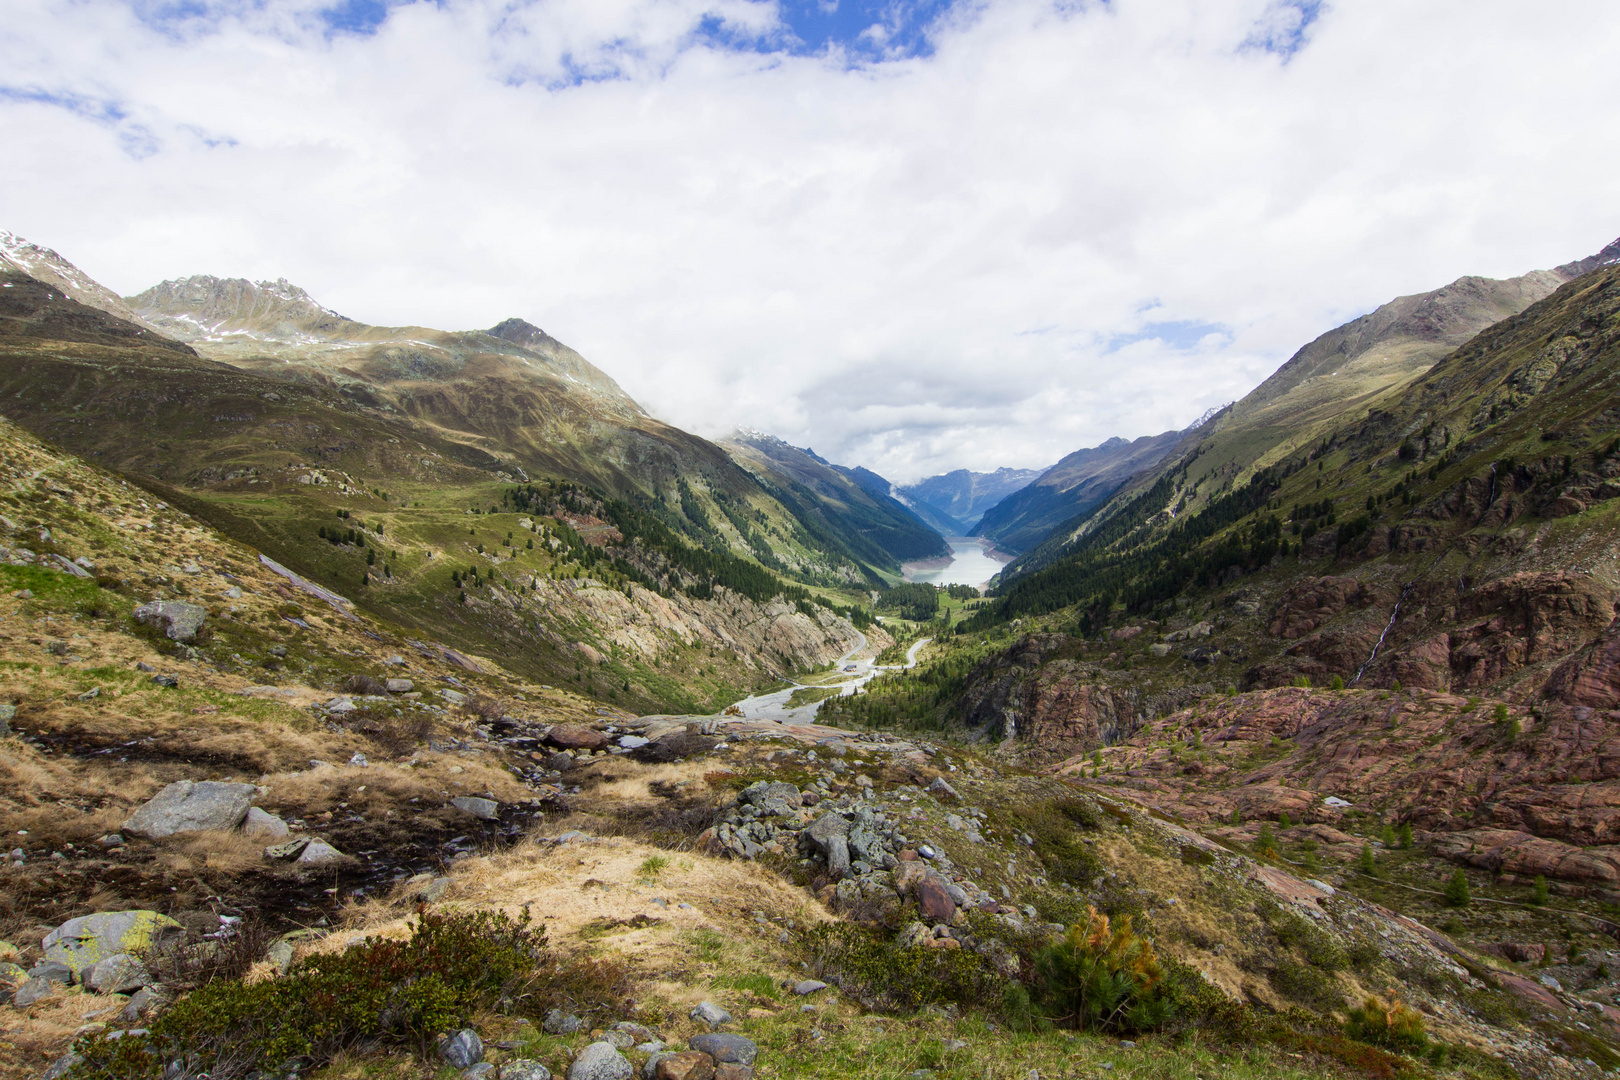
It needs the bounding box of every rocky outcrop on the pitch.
[1543,614,1620,709]
[1053,685,1620,886]
[122,780,258,838]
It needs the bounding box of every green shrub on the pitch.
[1357,843,1378,877]
[1254,822,1278,860]
[69,911,550,1080]
[1443,870,1471,908]
[1330,675,1345,691]
[1033,907,1172,1034]
[1396,822,1413,849]
[1529,874,1550,906]
[1277,811,1292,829]
[1380,822,1397,848]
[801,922,1001,1016]
[1345,995,1426,1052]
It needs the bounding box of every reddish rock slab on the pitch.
[1497,974,1564,1011]
[546,724,610,751]
[654,1051,715,1080]
[917,875,957,924]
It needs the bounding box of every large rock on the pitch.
[568,1042,633,1080]
[439,1029,484,1069]
[688,1001,732,1029]
[450,796,500,820]
[43,910,183,973]
[630,732,718,763]
[123,780,257,838]
[547,724,610,752]
[738,781,801,817]
[295,839,349,866]
[505,1062,553,1080]
[132,600,208,642]
[687,1034,757,1066]
[653,1052,714,1080]
[15,976,61,1007]
[242,807,290,839]
[916,874,957,924]
[83,953,152,994]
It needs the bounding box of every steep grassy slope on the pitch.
[0,269,893,707]
[1004,241,1620,578]
[722,432,947,570]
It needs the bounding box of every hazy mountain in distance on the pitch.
[897,467,1047,535]
[972,434,1183,555]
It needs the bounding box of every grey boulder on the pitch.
[42,1053,82,1080]
[450,796,500,820]
[439,1028,484,1069]
[504,1062,552,1080]
[688,1033,758,1066]
[688,1001,732,1029]
[294,839,349,866]
[544,1008,585,1034]
[83,953,152,994]
[568,1042,633,1080]
[123,780,257,838]
[14,976,58,1007]
[43,910,183,972]
[243,807,290,839]
[133,600,208,642]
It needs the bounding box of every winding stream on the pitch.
[725,633,932,723]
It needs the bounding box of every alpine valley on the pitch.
[6,227,1620,1080]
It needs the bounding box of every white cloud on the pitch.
[4,0,1619,483]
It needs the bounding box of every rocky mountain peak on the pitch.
[125,274,356,342]
[1555,235,1620,281]
[485,317,562,350]
[0,229,161,331]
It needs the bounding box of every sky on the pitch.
[5,0,1620,484]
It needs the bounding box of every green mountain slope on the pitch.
[975,432,1184,556]
[722,432,947,570]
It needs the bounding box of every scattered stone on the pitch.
[926,777,959,801]
[43,911,183,973]
[689,1001,733,1029]
[243,807,290,839]
[544,1008,585,1034]
[439,1028,484,1069]
[348,752,370,767]
[121,986,161,1021]
[27,961,73,984]
[77,687,101,701]
[688,1034,757,1066]
[451,796,501,820]
[132,600,208,642]
[122,780,257,838]
[601,1030,636,1050]
[464,1064,496,1080]
[0,702,13,735]
[83,953,151,994]
[98,833,125,848]
[568,1041,633,1080]
[151,674,179,688]
[295,839,349,866]
[42,1053,82,1080]
[613,1022,657,1044]
[386,678,414,693]
[439,689,469,706]
[652,1052,713,1080]
[505,1061,553,1080]
[266,940,294,975]
[1540,973,1564,992]
[14,976,58,1007]
[264,838,311,861]
[793,980,828,996]
[417,876,452,902]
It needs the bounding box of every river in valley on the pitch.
[902,535,1012,590]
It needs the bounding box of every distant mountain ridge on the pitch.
[972,432,1184,558]
[896,466,1046,535]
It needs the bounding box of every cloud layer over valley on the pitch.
[6,0,1619,482]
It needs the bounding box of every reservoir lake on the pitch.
[901,536,1012,589]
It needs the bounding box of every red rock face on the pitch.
[1544,615,1620,709]
[545,723,610,751]
[1051,685,1620,885]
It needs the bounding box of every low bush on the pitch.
[1344,995,1427,1053]
[800,922,1003,1015]
[69,911,550,1080]
[1032,906,1172,1034]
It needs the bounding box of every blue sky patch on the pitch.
[1107,319,1231,353]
